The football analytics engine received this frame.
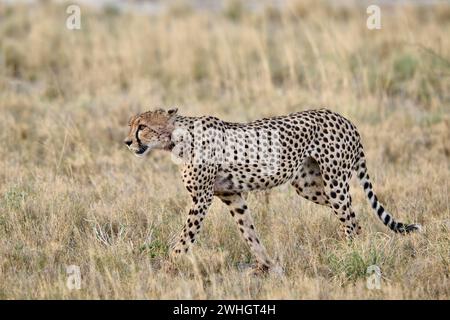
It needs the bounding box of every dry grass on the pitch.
[0,0,449,299]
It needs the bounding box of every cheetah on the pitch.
[124,108,421,273]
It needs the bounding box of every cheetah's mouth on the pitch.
[135,145,149,156]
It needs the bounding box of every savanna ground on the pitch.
[0,0,449,299]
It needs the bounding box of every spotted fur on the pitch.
[124,108,421,272]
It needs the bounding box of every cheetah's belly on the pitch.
[213,165,298,195]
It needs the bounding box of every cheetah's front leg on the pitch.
[218,193,281,274]
[170,189,214,256]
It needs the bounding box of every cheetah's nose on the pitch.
[124,139,132,146]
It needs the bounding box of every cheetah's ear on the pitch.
[128,114,138,126]
[167,108,178,117]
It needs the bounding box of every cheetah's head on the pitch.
[124,108,178,157]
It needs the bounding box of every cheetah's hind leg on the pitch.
[292,157,361,239]
[291,157,329,206]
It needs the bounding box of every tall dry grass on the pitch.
[0,0,449,299]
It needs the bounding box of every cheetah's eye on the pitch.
[138,124,147,131]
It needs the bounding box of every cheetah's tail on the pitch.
[354,151,422,234]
